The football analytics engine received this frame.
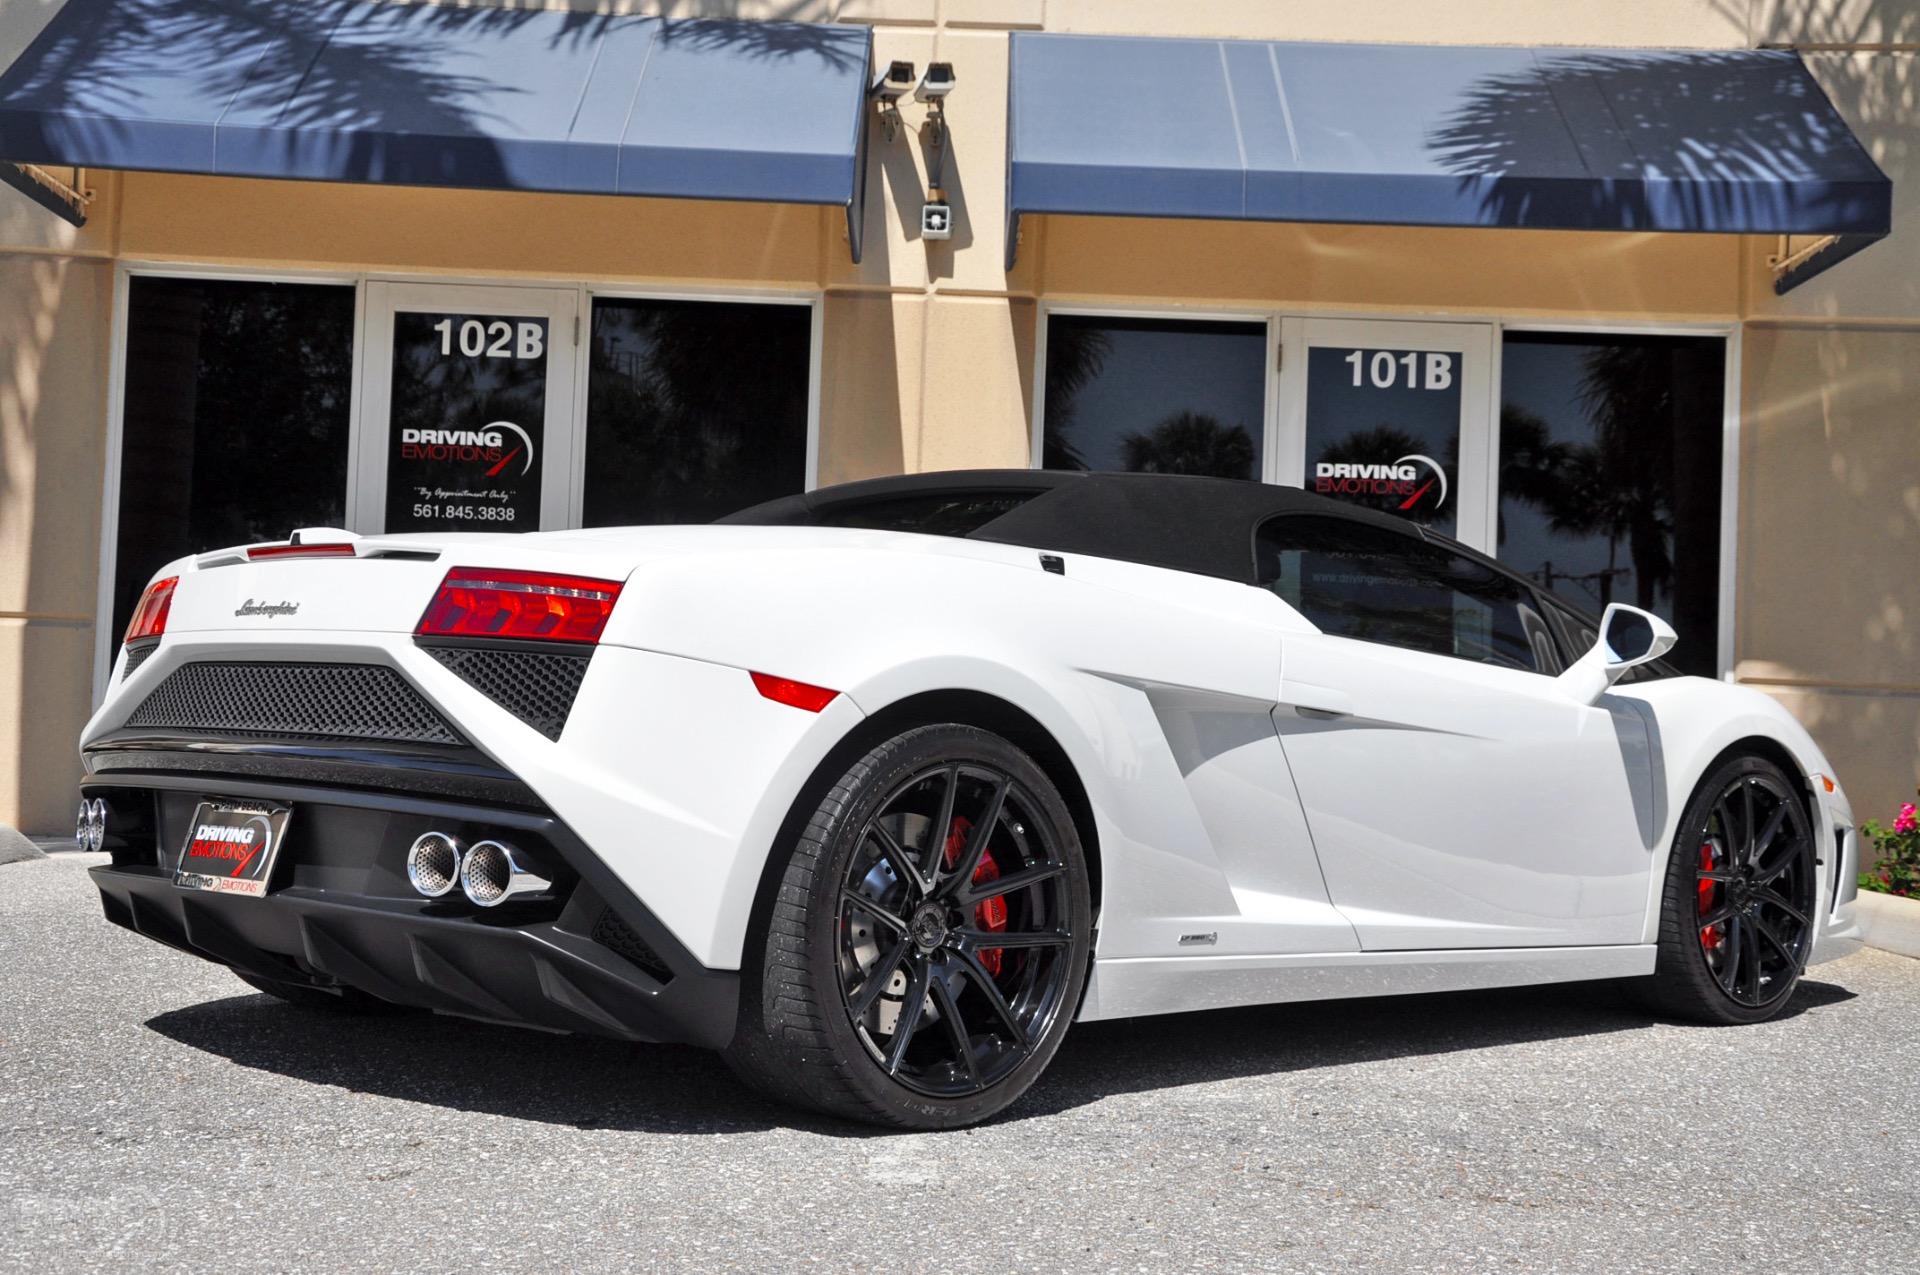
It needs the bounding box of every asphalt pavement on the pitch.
[3,852,1915,1274]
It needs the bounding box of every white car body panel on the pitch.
[87,514,1861,1016]
[1273,632,1658,950]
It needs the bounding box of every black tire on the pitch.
[726,724,1093,1129]
[232,969,409,1013]
[1643,753,1819,1025]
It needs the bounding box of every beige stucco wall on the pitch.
[1034,217,1742,319]
[0,250,113,832]
[0,0,114,832]
[1734,41,1920,824]
[1,0,1918,830]
[115,176,828,286]
[1737,325,1920,816]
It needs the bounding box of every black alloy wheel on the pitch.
[837,761,1076,1098]
[1646,754,1819,1024]
[1691,769,1819,1008]
[726,724,1092,1128]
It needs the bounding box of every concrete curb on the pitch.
[0,825,46,865]
[1855,890,1920,960]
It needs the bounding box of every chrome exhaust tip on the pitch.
[405,831,465,898]
[75,797,106,853]
[459,839,552,908]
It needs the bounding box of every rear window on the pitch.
[802,492,1038,537]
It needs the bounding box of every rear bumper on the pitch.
[86,636,866,971]
[81,764,739,1048]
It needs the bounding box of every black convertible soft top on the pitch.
[722,469,1427,585]
[726,470,1680,678]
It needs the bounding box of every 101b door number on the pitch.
[1342,349,1455,391]
[431,317,546,361]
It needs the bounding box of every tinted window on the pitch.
[1541,594,1599,659]
[385,311,550,533]
[1042,315,1265,479]
[115,276,354,640]
[807,492,1036,536]
[1304,345,1462,537]
[1257,516,1554,674]
[583,298,811,525]
[1498,331,1724,677]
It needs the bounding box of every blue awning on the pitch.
[1007,34,1891,288]
[0,0,874,259]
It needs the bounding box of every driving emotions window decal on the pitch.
[386,313,550,533]
[1305,346,1462,536]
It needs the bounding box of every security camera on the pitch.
[921,201,953,240]
[914,62,956,103]
[869,60,916,104]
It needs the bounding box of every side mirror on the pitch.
[1555,603,1677,704]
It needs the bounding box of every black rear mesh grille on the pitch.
[422,645,590,741]
[592,908,672,983]
[126,662,463,746]
[122,643,158,679]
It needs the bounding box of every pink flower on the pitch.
[1896,802,1918,834]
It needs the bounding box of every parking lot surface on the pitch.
[3,852,1915,1274]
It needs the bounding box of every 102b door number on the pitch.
[431,317,546,361]
[1342,349,1455,391]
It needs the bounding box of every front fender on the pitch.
[1623,677,1848,946]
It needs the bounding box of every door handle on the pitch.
[1280,680,1353,719]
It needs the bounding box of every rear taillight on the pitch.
[124,576,178,645]
[246,543,356,560]
[416,568,622,644]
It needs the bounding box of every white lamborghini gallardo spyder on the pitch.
[79,471,1863,1128]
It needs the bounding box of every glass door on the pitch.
[1278,318,1493,551]
[354,282,579,534]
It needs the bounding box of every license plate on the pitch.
[174,801,292,898]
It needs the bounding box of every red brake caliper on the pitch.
[1698,843,1723,953]
[942,816,1007,976]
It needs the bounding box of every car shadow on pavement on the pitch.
[146,992,796,1135]
[1011,975,1856,1122]
[145,976,1856,1136]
